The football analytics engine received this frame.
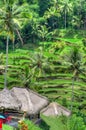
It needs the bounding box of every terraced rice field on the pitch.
[0,49,86,113]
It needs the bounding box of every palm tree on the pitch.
[37,25,52,42]
[0,0,30,88]
[72,0,86,29]
[44,0,61,30]
[20,65,33,88]
[61,46,84,111]
[29,47,50,78]
[60,0,73,29]
[29,47,52,90]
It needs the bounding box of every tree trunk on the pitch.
[70,77,75,111]
[4,36,9,88]
[16,29,24,46]
[84,15,86,29]
[13,38,15,51]
[65,9,67,29]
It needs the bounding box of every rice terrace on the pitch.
[0,0,86,130]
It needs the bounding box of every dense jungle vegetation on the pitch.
[0,0,86,130]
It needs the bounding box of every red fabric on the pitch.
[0,120,2,128]
[6,116,12,123]
[3,119,7,123]
[0,118,7,123]
[0,118,7,124]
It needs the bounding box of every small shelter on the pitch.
[41,102,71,117]
[0,88,21,110]
[11,87,49,118]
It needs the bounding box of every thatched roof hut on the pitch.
[0,88,21,110]
[11,87,49,115]
[41,102,71,117]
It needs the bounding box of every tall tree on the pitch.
[0,0,30,88]
[61,46,84,111]
[44,0,61,30]
[72,0,86,29]
[60,0,73,29]
[29,47,50,80]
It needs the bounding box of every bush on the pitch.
[82,38,86,47]
[40,114,86,130]
[67,115,86,130]
[17,120,42,130]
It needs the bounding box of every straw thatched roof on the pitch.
[41,102,71,117]
[0,88,21,110]
[11,87,49,115]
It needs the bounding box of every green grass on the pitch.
[57,37,82,44]
[40,114,86,130]
[3,120,42,130]
[3,124,13,130]
[37,79,86,87]
[40,115,66,130]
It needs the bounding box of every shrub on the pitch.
[17,120,42,130]
[40,114,86,130]
[67,115,86,130]
[82,38,86,47]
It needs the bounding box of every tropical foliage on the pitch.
[0,0,86,130]
[40,114,86,130]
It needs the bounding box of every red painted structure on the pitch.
[0,120,2,130]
